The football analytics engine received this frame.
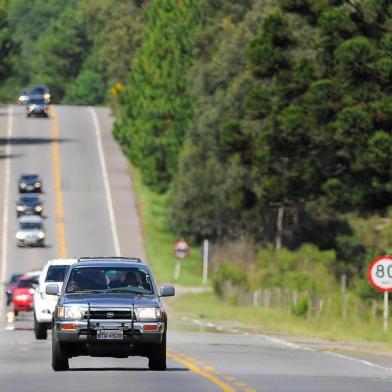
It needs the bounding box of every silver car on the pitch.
[16,215,45,247]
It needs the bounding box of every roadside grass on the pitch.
[170,291,392,348]
[130,165,204,286]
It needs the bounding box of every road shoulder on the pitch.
[92,107,146,260]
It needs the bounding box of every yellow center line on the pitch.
[167,352,236,392]
[50,107,67,258]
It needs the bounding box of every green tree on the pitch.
[32,4,90,101]
[114,0,203,192]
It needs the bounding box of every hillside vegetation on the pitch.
[1,0,392,326]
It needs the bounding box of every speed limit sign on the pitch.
[368,256,392,292]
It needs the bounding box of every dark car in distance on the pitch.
[18,174,42,193]
[46,257,175,371]
[26,95,49,117]
[16,196,43,217]
[30,85,51,103]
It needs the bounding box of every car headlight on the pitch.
[35,206,43,212]
[16,205,25,211]
[15,294,29,301]
[35,182,41,187]
[57,305,87,320]
[15,232,24,240]
[20,183,26,188]
[136,307,161,320]
[38,231,45,239]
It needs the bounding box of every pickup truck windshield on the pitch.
[65,266,154,295]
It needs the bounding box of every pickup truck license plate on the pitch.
[96,330,123,340]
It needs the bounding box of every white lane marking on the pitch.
[325,351,392,372]
[261,334,392,372]
[261,335,308,350]
[89,106,121,256]
[0,105,13,315]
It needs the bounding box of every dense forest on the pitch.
[1,0,392,299]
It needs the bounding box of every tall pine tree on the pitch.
[114,0,203,192]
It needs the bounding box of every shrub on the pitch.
[291,296,309,317]
[213,262,249,297]
[255,244,336,294]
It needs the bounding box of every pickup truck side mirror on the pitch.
[160,285,175,297]
[46,283,59,295]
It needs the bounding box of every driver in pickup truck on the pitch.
[123,271,140,287]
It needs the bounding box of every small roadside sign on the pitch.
[368,256,392,292]
[174,239,190,260]
[368,255,392,333]
[173,239,190,281]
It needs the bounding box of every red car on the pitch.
[12,276,36,315]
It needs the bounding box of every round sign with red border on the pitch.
[173,239,190,260]
[368,256,392,292]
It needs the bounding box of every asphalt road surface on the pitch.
[0,104,391,392]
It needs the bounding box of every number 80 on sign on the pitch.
[368,256,392,292]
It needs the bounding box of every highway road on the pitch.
[0,104,392,391]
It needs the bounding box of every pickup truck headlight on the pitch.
[136,307,161,320]
[57,305,87,320]
[37,231,45,239]
[16,205,25,211]
[35,205,43,212]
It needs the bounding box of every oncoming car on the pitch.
[18,174,43,193]
[34,259,77,340]
[12,276,36,315]
[26,95,49,117]
[30,84,51,103]
[46,257,175,371]
[16,195,43,217]
[16,215,45,247]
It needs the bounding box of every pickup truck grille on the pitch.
[84,310,134,320]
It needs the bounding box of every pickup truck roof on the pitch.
[77,257,142,263]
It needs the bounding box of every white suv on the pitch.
[34,259,77,339]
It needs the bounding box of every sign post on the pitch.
[384,291,389,333]
[173,239,190,281]
[368,256,392,332]
[202,239,209,286]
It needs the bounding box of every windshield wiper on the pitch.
[106,287,144,294]
[67,289,107,294]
